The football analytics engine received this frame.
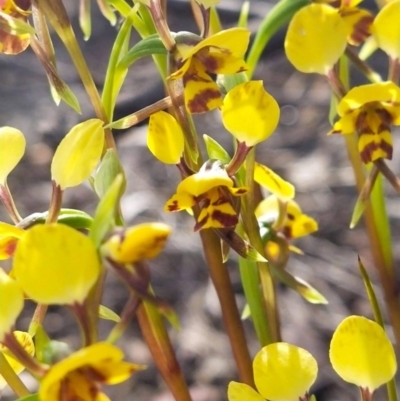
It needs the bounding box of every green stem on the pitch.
[199,229,255,387]
[36,0,116,150]
[0,352,30,398]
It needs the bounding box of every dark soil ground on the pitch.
[1,1,400,401]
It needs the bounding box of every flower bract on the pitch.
[222,81,280,147]
[165,161,248,231]
[331,82,400,163]
[40,342,145,401]
[169,28,250,113]
[285,3,348,74]
[102,223,172,264]
[330,315,397,391]
[13,223,100,305]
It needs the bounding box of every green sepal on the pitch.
[15,395,39,401]
[272,266,328,304]
[350,194,367,229]
[241,303,251,320]
[203,134,231,165]
[30,324,51,364]
[246,0,309,79]
[99,305,121,322]
[90,174,125,247]
[118,33,167,71]
[94,149,127,199]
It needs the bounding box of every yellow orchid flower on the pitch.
[102,223,172,264]
[169,27,250,113]
[0,268,24,341]
[0,0,31,54]
[40,342,145,401]
[256,195,318,240]
[228,343,318,401]
[0,331,34,389]
[330,81,400,163]
[0,222,24,260]
[165,161,248,231]
[222,81,280,147]
[330,316,397,393]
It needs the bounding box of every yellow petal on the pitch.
[195,187,238,230]
[254,163,295,200]
[191,27,250,60]
[177,168,234,197]
[337,82,400,116]
[0,222,24,260]
[0,331,34,389]
[291,214,319,238]
[183,60,222,113]
[358,127,393,163]
[330,316,397,390]
[148,111,184,164]
[0,127,25,185]
[373,0,400,59]
[164,192,196,212]
[331,112,358,134]
[51,119,105,189]
[222,81,280,146]
[200,52,248,75]
[285,4,348,74]
[13,224,100,305]
[341,7,373,46]
[228,381,265,401]
[102,223,171,264]
[255,195,279,221]
[254,342,318,401]
[0,268,24,341]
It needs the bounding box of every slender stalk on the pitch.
[199,229,255,387]
[137,301,193,401]
[45,182,63,224]
[29,304,48,336]
[0,183,22,223]
[0,352,30,398]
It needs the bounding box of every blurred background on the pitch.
[1,0,400,400]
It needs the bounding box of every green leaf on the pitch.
[15,394,39,401]
[118,34,167,71]
[90,174,125,247]
[238,1,250,28]
[93,149,126,199]
[99,305,120,322]
[203,135,231,164]
[246,0,309,79]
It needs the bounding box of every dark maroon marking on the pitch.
[211,210,238,227]
[287,213,295,221]
[187,88,221,113]
[167,200,180,212]
[282,226,292,240]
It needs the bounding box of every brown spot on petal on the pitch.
[287,213,295,221]
[166,200,180,212]
[211,210,238,228]
[187,88,222,113]
[359,139,393,163]
[283,225,293,240]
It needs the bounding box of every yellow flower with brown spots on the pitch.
[169,28,250,113]
[165,161,248,231]
[40,342,145,401]
[330,81,400,163]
